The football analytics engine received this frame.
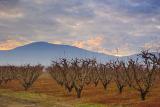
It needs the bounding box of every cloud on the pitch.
[0,0,24,19]
[94,0,160,15]
[73,36,103,48]
[0,39,27,50]
[0,11,23,19]
[0,0,159,56]
[73,36,112,54]
[143,38,160,51]
[0,0,19,7]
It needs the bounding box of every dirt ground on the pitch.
[0,72,160,107]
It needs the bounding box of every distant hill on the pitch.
[0,42,158,66]
[0,42,117,65]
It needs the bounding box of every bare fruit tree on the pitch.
[87,59,99,87]
[97,63,112,90]
[111,60,127,94]
[125,50,158,100]
[60,58,75,93]
[18,64,43,91]
[0,65,18,86]
[72,59,91,98]
[48,61,65,86]
[48,58,92,98]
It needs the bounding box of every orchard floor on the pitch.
[0,73,160,107]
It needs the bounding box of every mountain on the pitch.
[0,42,117,66]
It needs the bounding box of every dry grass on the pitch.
[0,72,160,107]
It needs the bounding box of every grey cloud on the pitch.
[0,0,159,55]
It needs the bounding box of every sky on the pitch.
[0,0,160,56]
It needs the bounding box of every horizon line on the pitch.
[0,41,141,57]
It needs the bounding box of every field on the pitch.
[0,72,160,107]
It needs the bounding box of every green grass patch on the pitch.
[0,89,47,101]
[0,89,66,107]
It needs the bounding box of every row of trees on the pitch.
[0,51,159,100]
[47,51,160,100]
[0,65,43,91]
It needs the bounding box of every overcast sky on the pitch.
[0,0,160,56]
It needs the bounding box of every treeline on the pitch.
[0,50,159,100]
[0,65,43,91]
[47,50,160,100]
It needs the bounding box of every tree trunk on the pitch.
[75,87,83,98]
[118,85,124,94]
[24,87,28,91]
[140,92,147,100]
[94,81,99,87]
[103,83,108,90]
[128,84,132,88]
[4,79,9,84]
[77,89,82,98]
[65,84,73,93]
[23,83,30,91]
[0,80,2,86]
